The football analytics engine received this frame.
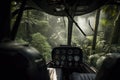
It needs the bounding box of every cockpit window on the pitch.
[14,5,120,69]
[15,10,68,62]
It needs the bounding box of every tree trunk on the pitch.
[110,12,120,44]
[92,9,101,54]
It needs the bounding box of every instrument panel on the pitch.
[52,46,83,68]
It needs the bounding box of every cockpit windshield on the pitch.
[14,4,120,69]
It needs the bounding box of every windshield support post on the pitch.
[67,17,74,46]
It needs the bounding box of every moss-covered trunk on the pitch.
[110,12,120,44]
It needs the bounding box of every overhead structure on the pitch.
[31,0,110,16]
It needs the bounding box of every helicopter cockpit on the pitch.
[0,0,120,80]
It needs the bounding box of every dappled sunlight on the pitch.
[77,16,95,35]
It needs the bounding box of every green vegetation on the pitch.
[12,1,120,68]
[31,33,51,61]
[12,4,67,61]
[84,5,120,69]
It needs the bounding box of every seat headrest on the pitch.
[95,53,120,80]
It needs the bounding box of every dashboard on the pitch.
[51,46,83,68]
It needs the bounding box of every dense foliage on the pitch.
[12,1,120,68]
